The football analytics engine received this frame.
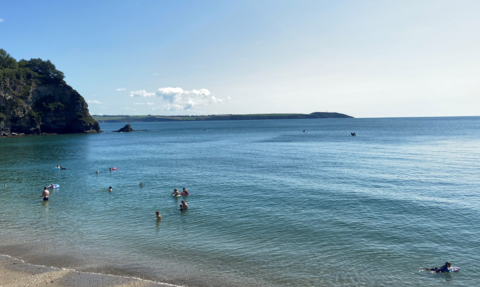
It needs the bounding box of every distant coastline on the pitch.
[93,112,353,123]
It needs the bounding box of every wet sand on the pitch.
[0,255,176,287]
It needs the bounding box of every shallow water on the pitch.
[1,117,479,286]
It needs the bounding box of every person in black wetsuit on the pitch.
[423,262,452,273]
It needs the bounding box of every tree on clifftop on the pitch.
[0,49,18,69]
[26,58,65,82]
[0,48,65,83]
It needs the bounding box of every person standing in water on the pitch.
[40,187,49,201]
[109,186,113,192]
[156,211,162,221]
[180,200,188,210]
[181,187,189,195]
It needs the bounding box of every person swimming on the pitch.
[96,170,99,174]
[156,211,162,221]
[48,183,55,189]
[181,187,189,195]
[40,187,49,201]
[424,262,453,273]
[180,200,188,210]
[139,182,144,187]
[109,186,113,192]
[172,188,181,196]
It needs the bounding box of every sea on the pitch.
[0,117,479,286]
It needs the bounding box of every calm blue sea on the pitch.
[0,117,479,286]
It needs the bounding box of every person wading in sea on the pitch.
[180,200,188,211]
[40,187,49,201]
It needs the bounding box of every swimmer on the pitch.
[156,211,162,221]
[181,187,189,195]
[109,186,113,192]
[172,188,181,196]
[40,187,49,201]
[180,200,188,210]
[139,182,144,187]
[96,170,99,174]
[109,167,112,171]
[48,183,55,189]
[423,262,452,273]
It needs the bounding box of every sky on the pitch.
[1,0,480,118]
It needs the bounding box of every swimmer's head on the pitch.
[446,262,451,267]
[44,187,47,190]
[156,211,160,215]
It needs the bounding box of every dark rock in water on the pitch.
[113,124,142,133]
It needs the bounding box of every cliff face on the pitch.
[0,72,101,136]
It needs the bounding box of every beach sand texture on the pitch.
[0,255,174,287]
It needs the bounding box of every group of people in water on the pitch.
[155,188,189,221]
[42,166,458,274]
[45,166,190,219]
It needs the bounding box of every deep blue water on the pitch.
[0,117,479,286]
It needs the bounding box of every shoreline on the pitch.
[0,254,179,287]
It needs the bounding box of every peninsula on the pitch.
[0,49,101,137]
[93,112,353,123]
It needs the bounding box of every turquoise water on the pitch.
[0,117,479,286]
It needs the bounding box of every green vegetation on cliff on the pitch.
[0,48,101,136]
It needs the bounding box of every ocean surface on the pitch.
[0,117,479,286]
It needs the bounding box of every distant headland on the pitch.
[93,112,353,123]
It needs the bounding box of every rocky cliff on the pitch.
[0,50,101,136]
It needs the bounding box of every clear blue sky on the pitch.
[1,0,479,117]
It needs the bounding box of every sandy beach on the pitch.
[0,255,174,287]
